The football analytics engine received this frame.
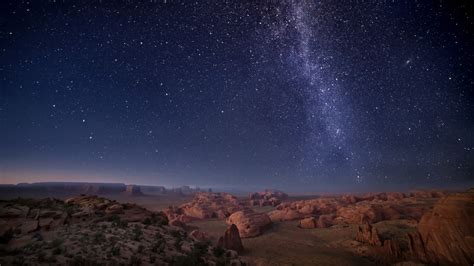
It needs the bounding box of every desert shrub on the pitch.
[52,246,63,255]
[132,225,143,241]
[92,232,106,244]
[212,246,225,258]
[0,228,14,244]
[37,251,47,263]
[110,245,120,256]
[51,238,64,248]
[130,255,141,266]
[108,215,128,228]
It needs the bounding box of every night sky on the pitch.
[1,1,473,191]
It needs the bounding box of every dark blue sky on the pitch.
[1,1,473,191]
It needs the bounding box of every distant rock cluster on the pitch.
[269,190,446,229]
[164,192,244,224]
[248,189,288,207]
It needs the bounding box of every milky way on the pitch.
[0,1,473,191]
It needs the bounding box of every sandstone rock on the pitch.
[355,222,382,246]
[190,230,210,242]
[416,192,474,265]
[316,214,334,228]
[105,204,124,214]
[268,209,304,222]
[217,224,244,253]
[299,217,317,229]
[20,220,39,234]
[248,190,288,207]
[387,192,405,201]
[227,210,271,238]
[167,192,243,222]
[0,206,28,218]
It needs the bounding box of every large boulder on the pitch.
[268,209,304,222]
[227,210,271,238]
[299,217,317,229]
[217,224,244,253]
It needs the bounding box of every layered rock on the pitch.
[164,192,243,224]
[299,217,317,229]
[416,191,474,265]
[355,222,382,246]
[355,190,474,265]
[217,224,244,253]
[227,210,271,238]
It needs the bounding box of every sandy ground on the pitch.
[188,204,376,266]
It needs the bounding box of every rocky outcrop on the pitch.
[217,224,244,253]
[416,192,474,265]
[190,229,210,242]
[227,210,271,238]
[299,217,317,229]
[0,196,245,265]
[355,222,382,246]
[165,192,243,223]
[355,191,474,265]
[268,208,305,222]
[249,189,288,207]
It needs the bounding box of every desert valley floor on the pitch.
[0,184,472,265]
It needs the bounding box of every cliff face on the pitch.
[360,190,474,265]
[416,191,474,265]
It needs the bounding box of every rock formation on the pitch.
[217,224,244,253]
[355,222,382,246]
[416,191,474,265]
[227,210,272,238]
[0,196,245,265]
[164,192,243,224]
[299,217,317,229]
[249,189,288,207]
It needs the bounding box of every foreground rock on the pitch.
[217,224,244,253]
[353,190,474,265]
[227,210,272,238]
[0,196,245,265]
[416,191,474,265]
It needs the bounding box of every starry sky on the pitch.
[1,1,473,192]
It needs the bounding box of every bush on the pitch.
[212,246,225,258]
[0,229,14,244]
[132,225,143,241]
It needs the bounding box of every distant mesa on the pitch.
[124,184,143,196]
[0,182,209,198]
